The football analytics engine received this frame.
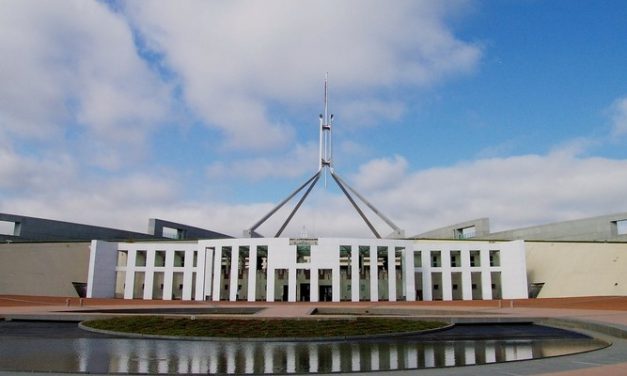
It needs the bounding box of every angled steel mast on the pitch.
[244,74,404,239]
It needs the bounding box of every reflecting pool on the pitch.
[0,322,608,374]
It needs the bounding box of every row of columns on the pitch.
[417,248,498,301]
[112,242,507,302]
[77,338,534,374]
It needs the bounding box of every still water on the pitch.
[0,322,607,374]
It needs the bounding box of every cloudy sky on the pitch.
[1,1,627,238]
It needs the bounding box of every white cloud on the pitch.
[339,99,406,128]
[0,0,170,169]
[352,150,627,235]
[5,1,625,242]
[351,155,409,191]
[122,0,481,149]
[207,143,319,180]
[610,96,627,136]
[5,145,627,239]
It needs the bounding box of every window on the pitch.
[155,251,166,267]
[0,220,19,236]
[297,244,311,263]
[616,219,627,235]
[116,251,128,267]
[414,251,422,267]
[489,250,500,267]
[455,226,476,239]
[135,251,147,267]
[174,251,185,267]
[431,251,441,267]
[470,250,481,267]
[162,226,185,239]
[450,250,461,267]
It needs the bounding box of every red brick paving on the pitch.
[2,294,627,375]
[3,294,627,310]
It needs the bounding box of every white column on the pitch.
[163,249,174,300]
[311,268,319,302]
[244,343,254,374]
[465,346,476,365]
[263,345,273,373]
[212,247,222,301]
[332,267,340,302]
[288,268,297,302]
[331,343,340,372]
[143,249,155,300]
[351,245,360,302]
[195,247,207,301]
[247,246,257,302]
[405,247,416,301]
[87,240,118,299]
[485,343,496,363]
[124,250,136,299]
[226,343,236,374]
[369,246,378,302]
[182,249,194,300]
[390,344,398,370]
[202,246,214,301]
[371,345,380,370]
[482,270,493,300]
[309,344,318,373]
[425,345,435,367]
[481,249,493,300]
[461,249,473,300]
[406,347,418,368]
[445,344,455,366]
[266,268,275,302]
[500,240,528,299]
[387,247,396,301]
[351,344,361,371]
[286,344,296,373]
[422,250,432,301]
[441,249,453,301]
[229,246,238,301]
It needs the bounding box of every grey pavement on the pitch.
[2,299,627,375]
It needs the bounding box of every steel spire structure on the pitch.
[244,75,404,239]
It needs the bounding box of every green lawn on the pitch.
[83,317,448,338]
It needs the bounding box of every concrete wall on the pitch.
[526,241,627,298]
[0,242,90,296]
[0,213,164,242]
[415,218,490,239]
[148,218,230,240]
[485,213,627,241]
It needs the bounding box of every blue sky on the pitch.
[2,1,627,237]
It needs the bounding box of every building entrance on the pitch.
[299,283,310,301]
[319,285,332,301]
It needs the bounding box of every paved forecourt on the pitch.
[1,295,627,375]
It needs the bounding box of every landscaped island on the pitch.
[82,317,448,339]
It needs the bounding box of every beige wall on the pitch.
[2,240,626,299]
[526,241,627,298]
[0,242,90,297]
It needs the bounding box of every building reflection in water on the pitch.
[39,337,602,374]
[0,329,605,375]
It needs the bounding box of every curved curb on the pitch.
[536,317,627,339]
[78,320,454,342]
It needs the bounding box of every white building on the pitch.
[87,237,528,302]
